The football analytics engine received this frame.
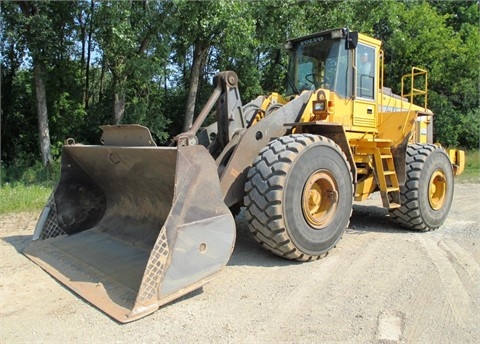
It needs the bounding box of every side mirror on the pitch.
[345,32,358,50]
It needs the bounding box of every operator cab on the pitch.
[285,28,377,101]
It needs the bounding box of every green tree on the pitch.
[166,0,256,132]
[1,1,86,165]
[17,1,54,166]
[94,1,169,125]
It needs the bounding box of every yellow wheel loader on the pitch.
[24,28,465,322]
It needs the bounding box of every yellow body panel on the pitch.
[265,30,464,207]
[449,149,466,176]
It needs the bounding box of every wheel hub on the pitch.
[428,169,447,210]
[302,170,338,229]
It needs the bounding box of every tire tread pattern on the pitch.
[390,143,451,231]
[244,134,352,261]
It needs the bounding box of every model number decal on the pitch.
[300,36,324,46]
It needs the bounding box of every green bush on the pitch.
[0,160,58,214]
[1,160,60,186]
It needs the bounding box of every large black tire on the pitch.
[390,144,454,231]
[244,134,353,261]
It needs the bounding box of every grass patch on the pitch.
[1,161,58,214]
[0,183,52,214]
[457,149,480,183]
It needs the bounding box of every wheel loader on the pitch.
[24,28,465,322]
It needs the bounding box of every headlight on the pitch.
[331,29,343,39]
[313,101,326,112]
[312,100,328,120]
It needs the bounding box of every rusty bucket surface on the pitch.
[24,131,235,323]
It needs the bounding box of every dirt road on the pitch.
[1,182,479,343]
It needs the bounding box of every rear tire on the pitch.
[390,144,454,231]
[244,134,353,261]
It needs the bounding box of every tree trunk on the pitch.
[79,11,86,106]
[1,44,20,141]
[113,92,125,125]
[183,40,209,132]
[34,62,53,166]
[99,58,105,103]
[18,1,52,166]
[85,0,95,109]
[111,71,126,124]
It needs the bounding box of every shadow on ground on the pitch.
[2,234,32,253]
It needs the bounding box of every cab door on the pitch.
[353,44,377,129]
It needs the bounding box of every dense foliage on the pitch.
[1,0,479,169]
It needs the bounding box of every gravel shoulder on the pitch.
[1,182,479,343]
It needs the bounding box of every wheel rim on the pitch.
[302,170,338,229]
[428,169,447,210]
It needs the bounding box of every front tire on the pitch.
[390,144,454,231]
[244,134,353,261]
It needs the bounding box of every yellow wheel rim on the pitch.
[428,169,447,210]
[302,170,338,229]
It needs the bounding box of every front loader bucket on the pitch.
[24,143,235,323]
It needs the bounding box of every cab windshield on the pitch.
[286,38,351,98]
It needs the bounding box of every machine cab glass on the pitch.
[356,44,376,100]
[286,34,352,98]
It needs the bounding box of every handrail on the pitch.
[400,67,428,136]
[401,67,428,112]
[379,49,384,127]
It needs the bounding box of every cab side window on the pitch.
[356,45,375,99]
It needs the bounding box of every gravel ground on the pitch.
[1,182,479,343]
